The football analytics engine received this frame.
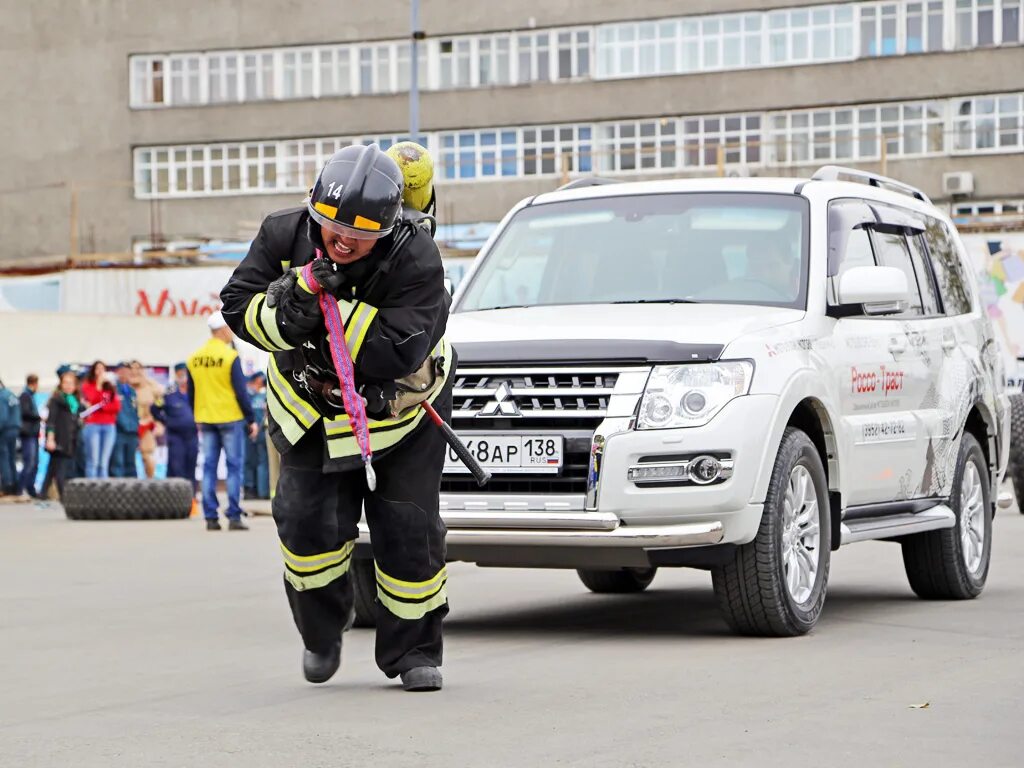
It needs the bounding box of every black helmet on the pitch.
[307,144,404,242]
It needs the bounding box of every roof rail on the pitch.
[810,165,931,205]
[556,176,622,192]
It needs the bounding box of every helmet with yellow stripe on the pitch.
[307,144,404,242]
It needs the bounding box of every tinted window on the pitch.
[457,193,810,311]
[829,227,875,305]
[871,230,925,317]
[906,234,941,315]
[923,217,973,315]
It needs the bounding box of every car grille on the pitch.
[441,366,640,496]
[451,370,618,421]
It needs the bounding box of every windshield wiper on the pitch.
[474,304,531,311]
[611,299,701,304]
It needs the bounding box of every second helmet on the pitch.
[307,144,404,240]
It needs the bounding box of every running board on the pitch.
[840,505,955,545]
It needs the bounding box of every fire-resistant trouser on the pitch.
[271,391,450,678]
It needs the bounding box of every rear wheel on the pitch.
[349,556,378,628]
[901,432,991,599]
[1007,394,1024,513]
[711,427,831,636]
[577,567,657,594]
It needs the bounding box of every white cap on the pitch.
[207,311,228,331]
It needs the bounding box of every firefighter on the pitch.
[219,143,452,692]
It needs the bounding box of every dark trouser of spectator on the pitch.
[110,431,139,478]
[166,429,199,493]
[244,428,270,499]
[200,421,245,522]
[19,435,39,496]
[74,432,87,480]
[41,452,75,500]
[0,428,18,494]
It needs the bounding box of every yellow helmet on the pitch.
[386,141,434,213]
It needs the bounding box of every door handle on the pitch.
[942,336,956,351]
[888,338,907,354]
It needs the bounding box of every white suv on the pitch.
[355,166,1010,636]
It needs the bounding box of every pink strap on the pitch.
[302,253,376,490]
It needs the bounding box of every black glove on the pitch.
[265,270,321,338]
[360,382,397,419]
[310,257,348,295]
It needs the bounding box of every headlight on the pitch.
[637,362,754,429]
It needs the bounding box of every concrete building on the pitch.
[1,0,1022,264]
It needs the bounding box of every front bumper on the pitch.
[356,509,729,568]
[355,395,778,568]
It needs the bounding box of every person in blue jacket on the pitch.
[110,362,140,478]
[152,363,198,492]
[243,372,269,499]
[0,378,22,497]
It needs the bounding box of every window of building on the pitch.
[167,54,202,105]
[954,93,1024,152]
[906,1,946,52]
[923,217,973,314]
[767,98,947,164]
[680,114,761,168]
[957,0,1022,46]
[131,56,165,105]
[861,2,901,56]
[243,52,276,100]
[281,49,315,99]
[319,45,353,96]
[555,29,591,79]
[207,53,240,103]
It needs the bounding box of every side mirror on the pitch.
[836,265,908,316]
[443,277,454,295]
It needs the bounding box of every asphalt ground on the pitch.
[0,493,1021,768]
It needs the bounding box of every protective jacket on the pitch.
[219,207,452,470]
[19,390,41,439]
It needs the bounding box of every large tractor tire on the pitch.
[62,478,194,521]
[1007,394,1024,513]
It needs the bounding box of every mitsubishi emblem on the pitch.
[476,381,522,418]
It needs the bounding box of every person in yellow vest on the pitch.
[186,312,258,531]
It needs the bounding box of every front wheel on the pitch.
[577,567,657,593]
[901,432,991,599]
[711,427,831,636]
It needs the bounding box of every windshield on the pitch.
[456,192,809,312]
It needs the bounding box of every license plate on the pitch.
[444,434,564,474]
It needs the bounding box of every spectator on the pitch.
[153,363,198,492]
[110,362,140,478]
[41,367,81,500]
[18,374,42,499]
[80,361,121,478]
[0,378,21,498]
[130,361,165,479]
[186,311,257,531]
[243,372,270,499]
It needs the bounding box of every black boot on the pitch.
[206,519,222,531]
[228,518,249,531]
[400,666,443,692]
[303,641,341,684]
